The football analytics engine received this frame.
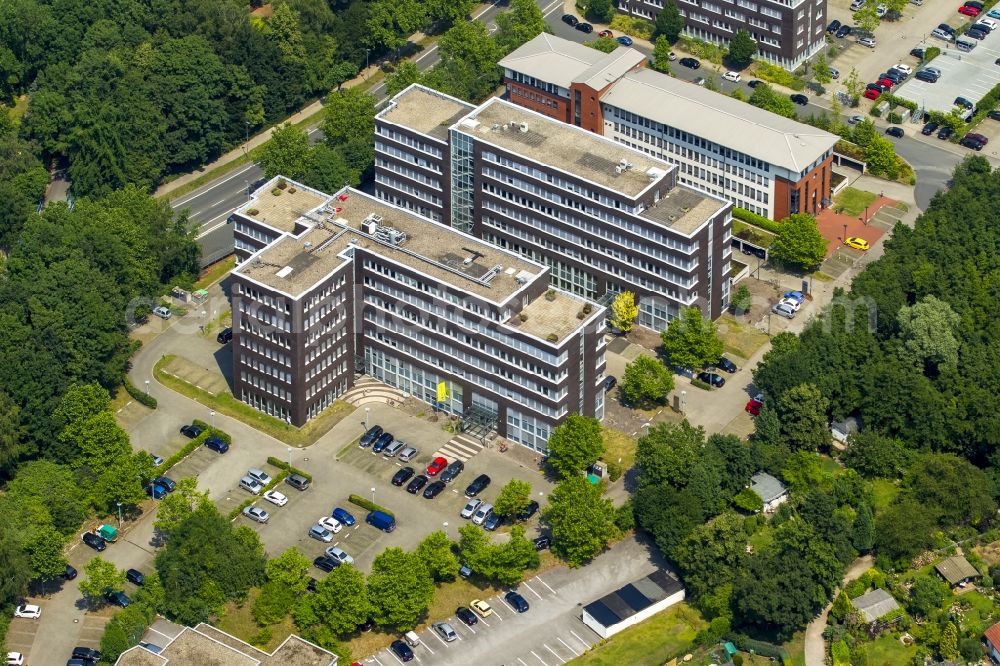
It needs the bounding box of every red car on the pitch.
[745,399,763,416]
[876,78,894,88]
[598,29,613,38]
[960,5,980,16]
[426,456,448,476]
[863,88,881,100]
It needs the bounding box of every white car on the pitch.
[892,63,912,75]
[14,604,40,619]
[247,468,272,486]
[668,51,677,60]
[978,17,998,29]
[875,3,887,16]
[779,297,802,312]
[461,498,482,519]
[317,516,342,534]
[242,505,270,523]
[848,115,865,124]
[263,490,288,506]
[152,306,172,319]
[723,71,741,82]
[325,546,354,565]
[7,652,24,666]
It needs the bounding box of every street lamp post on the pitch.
[843,223,848,244]
[116,502,123,528]
[145,380,150,396]
[210,410,216,429]
[364,407,370,429]
[287,447,293,469]
[364,49,370,77]
[371,487,376,504]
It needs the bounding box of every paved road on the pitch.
[804,555,874,666]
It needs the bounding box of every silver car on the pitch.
[472,502,494,525]
[242,505,269,523]
[325,546,354,565]
[309,525,333,542]
[398,446,419,462]
[433,621,458,642]
[461,498,483,519]
[239,476,263,495]
[772,302,796,319]
[247,468,272,485]
[152,306,172,319]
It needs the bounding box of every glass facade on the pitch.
[365,346,464,415]
[449,129,475,233]
[506,408,553,452]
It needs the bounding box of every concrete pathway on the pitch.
[804,555,874,666]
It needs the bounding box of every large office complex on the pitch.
[498,35,837,221]
[229,179,606,451]
[617,0,826,69]
[374,85,733,332]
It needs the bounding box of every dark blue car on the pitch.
[616,35,633,46]
[147,483,168,500]
[332,508,356,526]
[204,436,229,453]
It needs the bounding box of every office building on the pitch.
[617,0,826,70]
[499,35,838,220]
[229,179,606,451]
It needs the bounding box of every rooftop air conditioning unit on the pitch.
[615,166,622,174]
[519,122,528,133]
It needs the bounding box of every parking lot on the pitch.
[895,39,1000,112]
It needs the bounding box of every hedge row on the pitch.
[159,424,231,475]
[733,207,781,232]
[192,419,232,444]
[691,378,714,391]
[228,467,290,520]
[348,494,394,517]
[265,457,313,482]
[882,94,917,113]
[123,376,157,409]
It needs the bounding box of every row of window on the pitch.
[240,371,291,401]
[376,125,444,159]
[509,85,561,110]
[234,220,280,244]
[306,360,349,398]
[374,173,443,207]
[239,336,292,367]
[241,389,290,422]
[238,300,292,332]
[375,189,443,223]
[240,353,292,384]
[307,381,348,419]
[376,158,443,191]
[506,71,561,96]
[375,141,443,173]
[306,327,348,365]
[304,275,348,312]
[305,344,348,382]
[241,319,291,349]
[236,283,293,315]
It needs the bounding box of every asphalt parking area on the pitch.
[6,616,41,656]
[895,41,1000,112]
[216,460,285,517]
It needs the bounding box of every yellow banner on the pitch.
[436,381,449,403]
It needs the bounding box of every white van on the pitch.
[957,36,978,51]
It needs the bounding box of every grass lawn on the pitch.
[862,634,916,666]
[870,478,900,514]
[784,631,807,666]
[834,187,878,217]
[717,315,770,360]
[954,590,995,634]
[194,256,236,291]
[601,429,637,470]
[817,454,841,477]
[217,588,295,652]
[733,219,776,248]
[568,603,706,666]
[154,354,354,446]
[748,524,774,552]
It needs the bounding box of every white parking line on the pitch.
[517,659,529,666]
[531,650,550,666]
[369,657,384,666]
[385,649,406,665]
[537,577,558,595]
[490,602,505,619]
[557,637,580,656]
[522,581,543,599]
[477,616,490,627]
[569,630,591,649]
[544,644,565,663]
[430,630,450,648]
[454,618,475,634]
[420,639,435,654]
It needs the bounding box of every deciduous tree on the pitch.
[546,415,605,479]
[154,478,212,538]
[610,291,639,333]
[586,0,615,22]
[897,295,961,373]
[79,557,126,606]
[776,383,830,450]
[769,213,828,271]
[654,1,685,42]
[544,477,618,566]
[660,306,723,369]
[586,37,618,53]
[863,135,899,180]
[493,479,532,518]
[749,83,796,118]
[495,0,549,54]
[814,54,832,84]
[415,531,459,582]
[295,564,370,636]
[621,356,675,407]
[258,123,313,181]
[726,29,756,67]
[651,36,674,74]
[367,548,434,630]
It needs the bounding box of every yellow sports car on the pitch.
[845,236,870,251]
[470,599,493,618]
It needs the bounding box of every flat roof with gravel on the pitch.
[454,97,671,198]
[641,185,727,236]
[237,182,331,233]
[378,84,475,141]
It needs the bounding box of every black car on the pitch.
[64,564,78,580]
[882,70,905,84]
[679,57,700,69]
[505,591,530,613]
[371,432,394,453]
[82,532,106,552]
[866,82,886,93]
[456,606,479,626]
[67,659,93,666]
[827,19,842,33]
[72,647,102,662]
[423,481,446,499]
[974,20,994,33]
[125,569,145,586]
[715,356,737,373]
[390,640,414,663]
[313,555,339,572]
[789,93,808,106]
[517,500,540,521]
[922,121,939,135]
[575,22,593,33]
[960,135,986,150]
[204,436,229,453]
[938,23,956,34]
[914,70,939,83]
[967,27,987,39]
[602,375,617,392]
[910,47,926,58]
[440,460,465,483]
[464,473,491,497]
[885,127,904,138]
[697,371,726,388]
[406,474,429,494]
[835,24,852,38]
[561,13,578,26]
[533,536,551,550]
[955,96,974,110]
[483,512,502,531]
[747,79,764,88]
[105,590,131,607]
[153,476,176,493]
[306,577,318,592]
[392,466,415,486]
[938,125,955,139]
[988,110,1000,120]
[216,327,233,343]
[359,425,383,448]
[180,424,203,438]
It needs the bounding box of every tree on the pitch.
[79,557,126,606]
[24,526,67,587]
[367,548,434,630]
[423,0,477,26]
[636,483,705,553]
[904,452,996,527]
[654,0,686,42]
[415,531,459,582]
[853,2,880,33]
[660,306,723,369]
[386,61,422,98]
[852,119,877,148]
[0,529,30,609]
[6,460,89,534]
[776,383,830,451]
[842,431,909,478]
[852,502,875,553]
[733,488,763,513]
[544,477,618,566]
[897,296,961,373]
[546,415,605,479]
[908,573,948,617]
[940,621,959,660]
[621,356,675,407]
[321,88,377,171]
[265,547,311,593]
[586,0,616,23]
[586,37,618,53]
[635,420,707,488]
[0,390,26,475]
[874,497,935,567]
[295,564,370,637]
[814,54,832,84]
[495,0,549,55]
[365,0,428,56]
[727,29,757,67]
[672,512,746,602]
[610,291,639,333]
[457,524,539,585]
[731,284,752,314]
[94,451,154,512]
[100,602,156,663]
[830,590,852,621]
[302,145,360,192]
[864,135,899,180]
[769,213,828,271]
[154,478,212,538]
[843,68,864,105]
[258,123,313,181]
[749,83,796,119]
[494,479,533,518]
[651,36,674,74]
[427,20,504,102]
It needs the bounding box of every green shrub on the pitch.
[869,106,882,118]
[733,207,781,233]
[228,468,290,519]
[348,493,395,516]
[266,457,312,481]
[123,376,157,408]
[607,460,624,482]
[883,94,917,112]
[100,602,156,662]
[925,46,941,62]
[161,424,231,474]
[614,499,635,532]
[887,112,902,124]
[609,15,653,39]
[691,378,713,391]
[754,61,806,90]
[734,488,763,512]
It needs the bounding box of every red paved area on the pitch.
[816,196,894,257]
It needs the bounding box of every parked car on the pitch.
[406,474,429,494]
[64,564,78,580]
[371,432,394,453]
[7,652,23,666]
[560,13,578,25]
[392,466,416,486]
[910,47,927,58]
[989,6,1000,17]
[390,640,414,663]
[836,24,853,38]
[247,468,272,486]
[470,599,493,617]
[151,454,164,467]
[723,71,741,82]
[960,134,988,149]
[505,591,530,613]
[602,375,617,392]
[598,29,613,37]
[147,482,168,500]
[931,27,955,40]
[104,590,131,608]
[746,398,763,416]
[285,473,310,490]
[313,555,338,572]
[382,439,406,458]
[955,96,975,109]
[679,57,700,69]
[440,460,465,483]
[309,525,334,543]
[892,63,913,75]
[966,27,987,39]
[960,3,981,15]
[747,79,765,88]
[858,36,876,48]
[242,505,270,523]
[426,456,448,476]
[517,500,540,521]
[456,606,479,626]
[829,67,840,79]
[863,88,881,101]
[472,502,494,525]
[325,546,354,565]
[845,236,870,251]
[716,356,737,373]
[366,510,396,532]
[616,35,633,46]
[263,489,288,506]
[790,93,809,105]
[359,425,383,448]
[125,569,146,586]
[461,498,483,519]
[915,69,940,82]
[575,21,593,33]
[13,605,40,619]
[203,436,229,453]
[875,78,894,89]
[988,110,1000,120]
[922,121,940,135]
[696,372,726,388]
[881,71,905,84]
[153,476,176,492]
[216,327,233,343]
[465,474,491,497]
[332,508,355,526]
[71,647,102,662]
[398,446,419,462]
[533,536,552,550]
[772,302,796,319]
[239,476,264,495]
[848,115,865,124]
[483,512,502,531]
[432,622,458,642]
[152,306,171,319]
[180,424,203,438]
[423,481,447,499]
[827,19,842,32]
[885,126,904,138]
[938,125,955,139]
[82,532,106,552]
[317,516,342,534]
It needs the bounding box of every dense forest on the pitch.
[0,0,477,197]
